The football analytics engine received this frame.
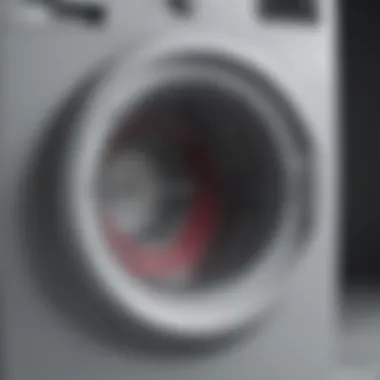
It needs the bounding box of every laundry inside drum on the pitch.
[97,84,285,290]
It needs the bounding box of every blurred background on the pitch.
[342,0,380,374]
[344,0,380,290]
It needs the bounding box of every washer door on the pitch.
[37,35,314,349]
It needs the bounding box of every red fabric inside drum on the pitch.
[102,112,221,280]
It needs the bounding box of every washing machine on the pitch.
[1,1,338,379]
